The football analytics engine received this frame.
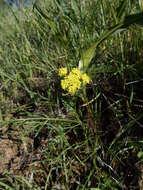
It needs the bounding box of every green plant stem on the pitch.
[82,88,95,131]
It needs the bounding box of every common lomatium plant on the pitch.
[58,67,90,96]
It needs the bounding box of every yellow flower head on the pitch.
[58,67,68,77]
[81,73,90,84]
[71,68,81,79]
[62,73,81,95]
[59,67,90,96]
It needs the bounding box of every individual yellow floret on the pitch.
[74,79,81,90]
[58,67,68,77]
[68,81,81,95]
[68,85,77,95]
[71,68,81,79]
[81,73,90,84]
[68,73,81,87]
[61,79,69,90]
[67,72,78,82]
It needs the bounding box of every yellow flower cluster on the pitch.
[58,67,67,77]
[58,67,90,95]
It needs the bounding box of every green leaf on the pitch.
[80,23,123,71]
[80,43,97,71]
[122,12,143,27]
[137,151,143,159]
[80,11,143,70]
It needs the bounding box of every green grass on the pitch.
[0,0,143,189]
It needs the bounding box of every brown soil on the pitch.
[0,125,48,186]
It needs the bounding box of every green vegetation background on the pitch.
[0,0,143,189]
